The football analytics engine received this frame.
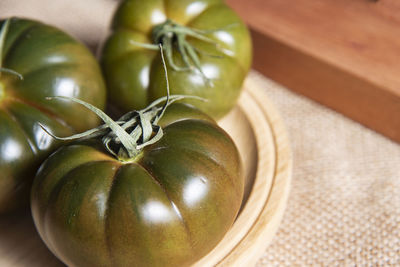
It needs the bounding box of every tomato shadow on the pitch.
[0,208,65,267]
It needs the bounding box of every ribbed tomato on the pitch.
[101,0,252,119]
[31,102,243,267]
[0,18,106,213]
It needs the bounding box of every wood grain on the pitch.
[216,78,292,266]
[226,0,400,143]
[0,78,292,266]
[194,78,292,266]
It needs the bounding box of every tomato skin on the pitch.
[0,18,106,213]
[31,103,243,267]
[101,0,252,119]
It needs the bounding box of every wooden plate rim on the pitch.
[216,78,293,266]
[219,78,293,266]
[193,78,278,266]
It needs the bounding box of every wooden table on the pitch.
[226,0,400,143]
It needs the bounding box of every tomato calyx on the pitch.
[130,19,235,86]
[40,45,204,162]
[40,94,170,161]
[151,19,221,85]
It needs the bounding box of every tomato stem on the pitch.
[0,19,24,80]
[128,19,236,86]
[40,45,205,161]
[152,19,222,86]
[0,68,24,80]
[0,19,10,71]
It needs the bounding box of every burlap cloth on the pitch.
[1,0,399,266]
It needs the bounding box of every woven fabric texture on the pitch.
[1,0,399,266]
[252,73,400,266]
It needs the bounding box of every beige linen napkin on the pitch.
[1,0,399,266]
[252,72,400,266]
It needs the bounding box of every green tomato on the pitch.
[31,103,244,267]
[101,0,252,119]
[0,18,106,213]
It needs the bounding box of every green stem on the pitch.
[40,45,206,162]
[129,19,234,85]
[152,19,220,84]
[0,19,10,71]
[0,19,23,80]
[0,68,24,80]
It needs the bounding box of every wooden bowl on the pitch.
[0,77,292,267]
[195,77,292,266]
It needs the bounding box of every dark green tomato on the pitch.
[0,18,106,213]
[31,103,244,267]
[101,0,252,119]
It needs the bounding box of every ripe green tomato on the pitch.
[101,0,252,119]
[31,103,244,267]
[0,18,106,213]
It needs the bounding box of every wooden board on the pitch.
[226,0,400,143]
[0,78,292,266]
